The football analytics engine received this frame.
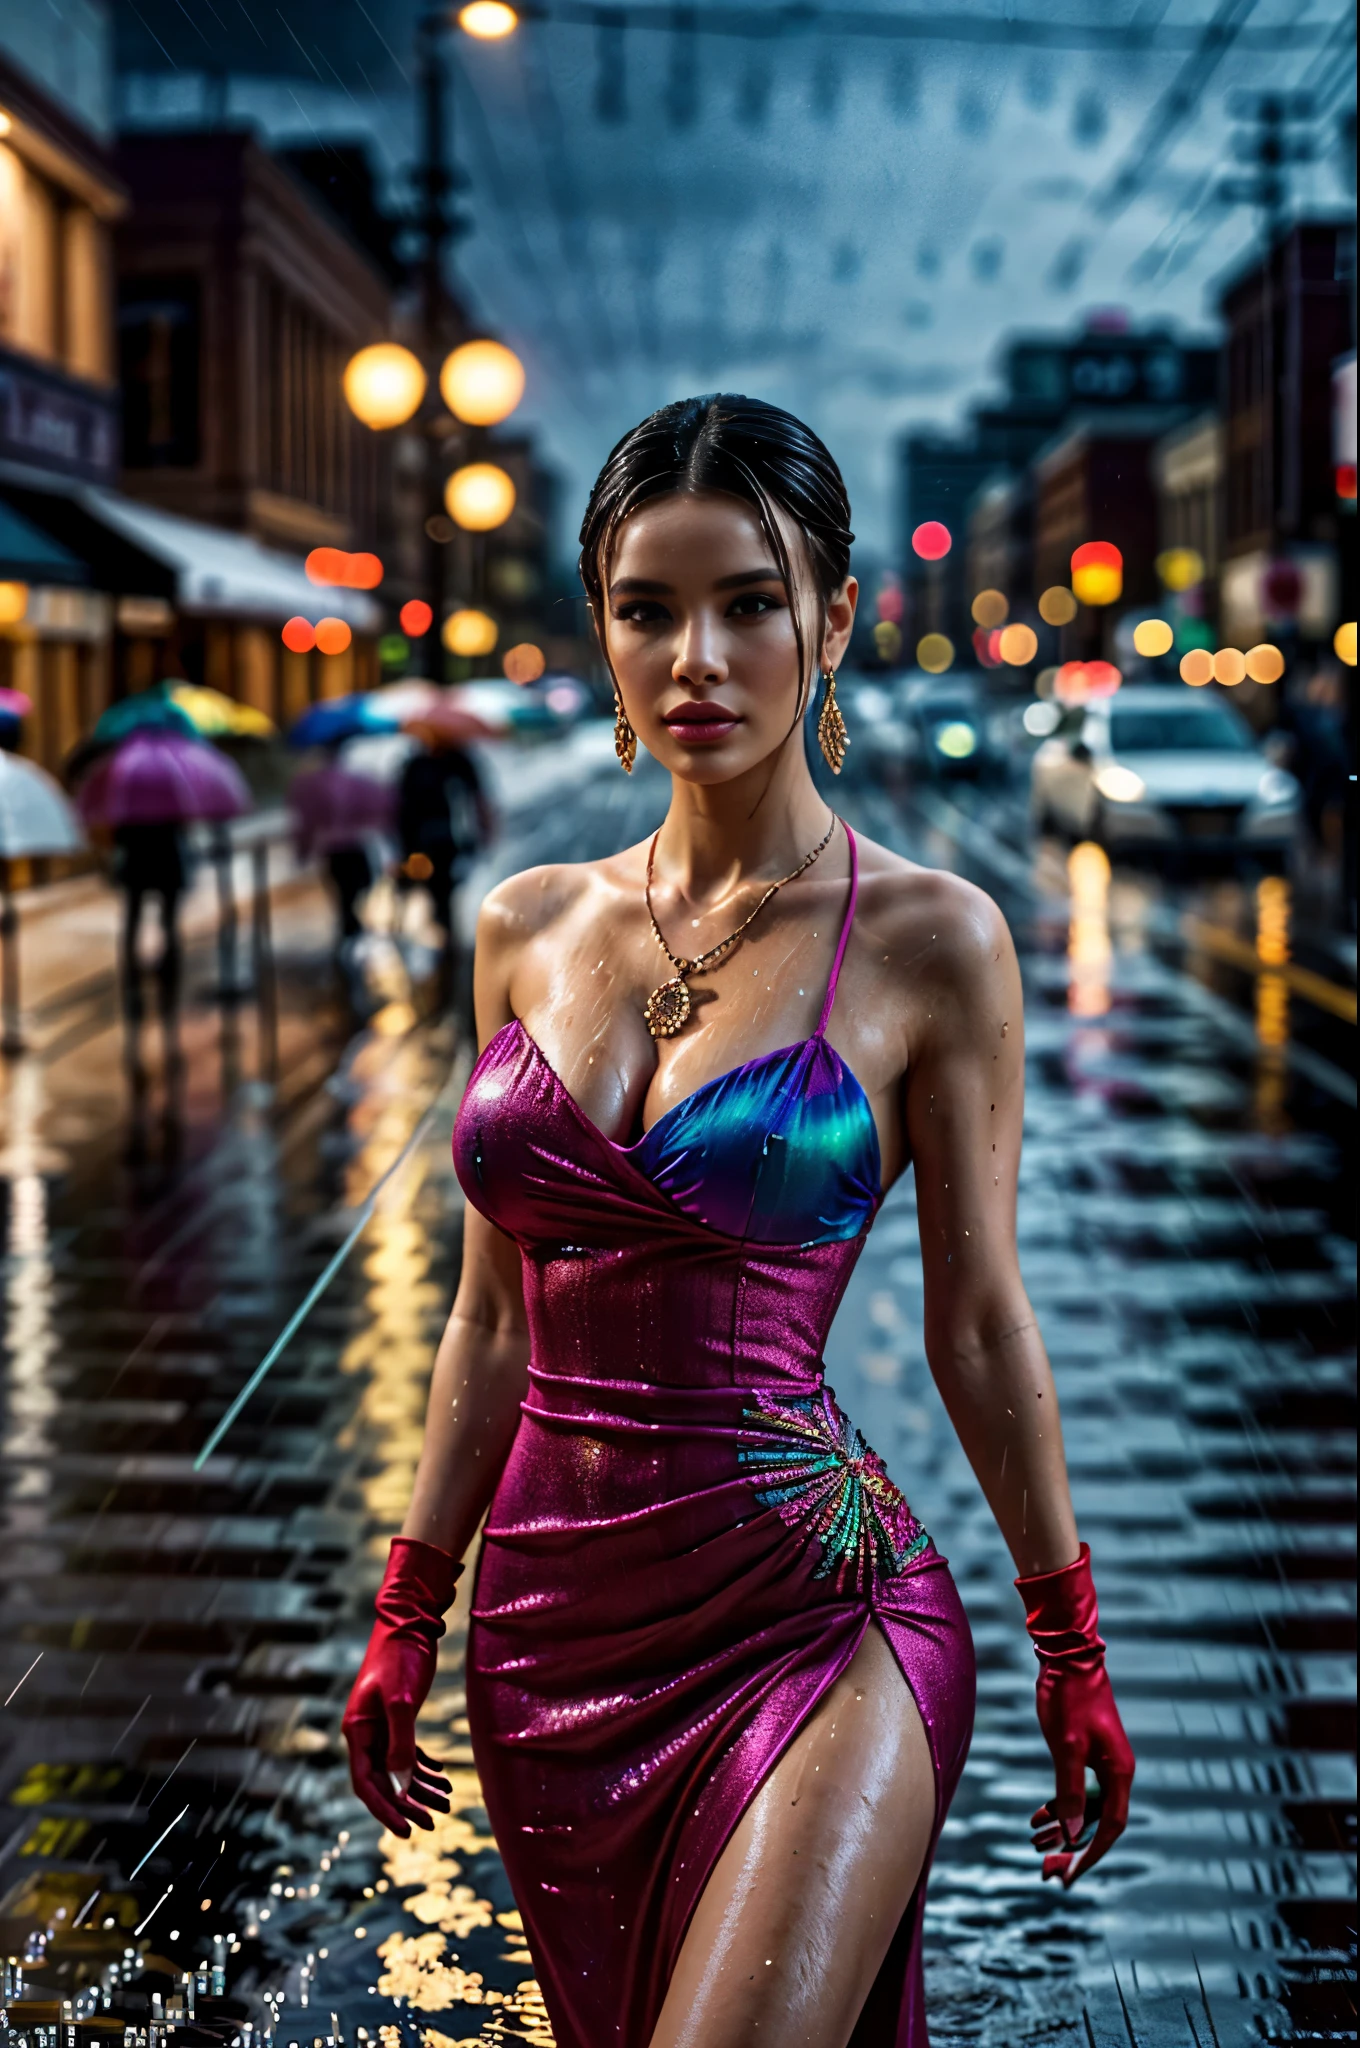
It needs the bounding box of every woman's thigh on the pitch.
[647,1622,936,2048]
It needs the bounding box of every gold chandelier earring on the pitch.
[817,667,849,775]
[613,691,637,774]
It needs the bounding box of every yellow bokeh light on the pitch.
[1180,648,1213,686]
[442,608,498,657]
[1038,586,1078,627]
[916,633,954,674]
[439,340,525,427]
[999,622,1038,666]
[1212,647,1246,686]
[458,1,518,34]
[342,343,427,430]
[0,580,29,625]
[1155,547,1205,593]
[1334,621,1357,666]
[971,589,1007,629]
[444,462,516,532]
[1245,642,1285,684]
[1132,618,1174,659]
[873,620,903,662]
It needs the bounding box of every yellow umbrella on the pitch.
[171,684,276,739]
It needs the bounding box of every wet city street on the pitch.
[0,734,1354,2048]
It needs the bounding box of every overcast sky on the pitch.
[117,1,1356,568]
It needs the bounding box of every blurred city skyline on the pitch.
[75,0,1359,562]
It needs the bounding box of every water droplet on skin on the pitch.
[1001,1022,1009,1035]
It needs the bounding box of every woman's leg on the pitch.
[648,1623,936,2048]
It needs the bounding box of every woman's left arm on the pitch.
[901,876,1133,1885]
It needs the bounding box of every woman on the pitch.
[343,396,1134,2047]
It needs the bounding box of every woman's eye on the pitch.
[614,600,669,624]
[728,592,781,617]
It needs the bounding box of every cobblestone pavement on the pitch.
[0,737,1354,2048]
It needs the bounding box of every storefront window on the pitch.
[118,273,201,466]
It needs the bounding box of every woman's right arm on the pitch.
[401,1205,531,1557]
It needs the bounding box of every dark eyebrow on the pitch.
[608,566,786,599]
[715,567,785,590]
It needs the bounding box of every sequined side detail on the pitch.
[738,1389,929,1595]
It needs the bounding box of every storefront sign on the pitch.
[0,346,118,482]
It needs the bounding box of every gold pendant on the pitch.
[644,977,691,1038]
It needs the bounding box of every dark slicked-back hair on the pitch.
[578,394,854,716]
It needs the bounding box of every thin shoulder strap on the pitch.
[817,820,858,1035]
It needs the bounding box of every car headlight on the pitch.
[1094,764,1146,803]
[934,721,977,759]
[1256,767,1298,807]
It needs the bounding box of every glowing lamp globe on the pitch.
[443,608,498,657]
[343,344,427,431]
[1132,618,1174,658]
[911,521,951,561]
[1179,649,1213,686]
[1070,542,1123,608]
[440,340,525,426]
[346,553,383,590]
[503,642,546,685]
[916,633,954,674]
[1245,643,1284,684]
[1038,586,1077,627]
[458,1,518,34]
[400,600,434,638]
[314,617,353,657]
[1334,621,1357,666]
[306,547,346,586]
[445,462,516,532]
[999,623,1038,666]
[0,581,28,625]
[282,616,316,654]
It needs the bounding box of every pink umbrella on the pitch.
[289,764,395,857]
[77,730,252,827]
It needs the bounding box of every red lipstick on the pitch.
[663,699,741,743]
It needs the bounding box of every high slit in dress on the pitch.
[453,824,976,2047]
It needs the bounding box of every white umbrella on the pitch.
[339,732,421,783]
[0,752,85,857]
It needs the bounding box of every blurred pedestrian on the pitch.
[397,737,492,994]
[113,820,187,1024]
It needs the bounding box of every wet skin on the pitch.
[382,490,1122,2036]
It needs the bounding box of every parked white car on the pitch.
[1029,684,1300,858]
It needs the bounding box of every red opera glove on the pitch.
[342,1537,462,1837]
[1017,1542,1134,1886]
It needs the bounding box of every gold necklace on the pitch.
[642,816,838,1039]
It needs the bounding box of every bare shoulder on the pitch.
[850,830,1016,1012]
[477,842,645,958]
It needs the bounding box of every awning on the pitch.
[83,491,381,629]
[0,462,380,628]
[0,497,87,585]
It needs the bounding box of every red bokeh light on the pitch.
[911,521,952,562]
[281,616,316,653]
[1085,659,1122,696]
[1071,541,1122,575]
[305,547,347,586]
[973,626,1001,668]
[346,552,383,590]
[1336,463,1357,501]
[314,617,352,656]
[400,599,434,637]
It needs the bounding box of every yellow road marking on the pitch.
[1182,918,1358,1024]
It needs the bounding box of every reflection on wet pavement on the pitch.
[1,749,1354,2048]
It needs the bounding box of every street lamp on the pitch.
[458,3,519,35]
[440,339,525,426]
[446,462,516,532]
[342,343,427,430]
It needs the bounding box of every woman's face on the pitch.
[599,489,856,785]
